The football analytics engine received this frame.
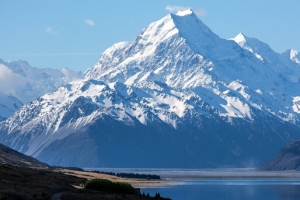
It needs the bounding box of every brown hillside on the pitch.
[0,143,49,168]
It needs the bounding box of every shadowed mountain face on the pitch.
[0,9,300,168]
[0,143,49,168]
[260,140,300,171]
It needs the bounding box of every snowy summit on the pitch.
[232,32,247,44]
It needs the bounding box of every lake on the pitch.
[86,168,300,200]
[141,179,300,200]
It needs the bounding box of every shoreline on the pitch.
[58,168,300,188]
[58,169,172,187]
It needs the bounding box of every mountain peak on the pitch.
[87,10,218,81]
[232,32,248,44]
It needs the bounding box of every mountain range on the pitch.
[0,9,300,168]
[0,59,83,120]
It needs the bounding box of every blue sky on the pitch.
[1,0,300,72]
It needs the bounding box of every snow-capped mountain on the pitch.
[1,9,300,168]
[87,11,299,122]
[0,59,84,120]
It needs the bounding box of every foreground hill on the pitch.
[260,140,300,170]
[0,164,169,199]
[0,9,300,168]
[0,143,49,168]
[0,164,85,199]
[0,144,168,199]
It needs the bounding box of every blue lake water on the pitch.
[141,179,300,200]
[86,168,300,200]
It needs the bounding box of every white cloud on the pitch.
[45,27,59,35]
[85,19,95,26]
[0,64,25,95]
[165,5,207,16]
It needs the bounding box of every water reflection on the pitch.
[272,185,300,200]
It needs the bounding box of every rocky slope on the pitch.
[260,140,300,170]
[0,9,300,168]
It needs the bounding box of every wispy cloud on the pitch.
[85,19,95,26]
[45,27,59,35]
[165,5,207,16]
[0,64,25,95]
